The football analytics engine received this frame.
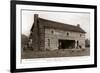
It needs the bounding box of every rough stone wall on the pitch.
[38,23,45,50]
[45,28,85,50]
[31,14,40,50]
[30,15,45,50]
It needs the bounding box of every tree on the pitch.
[21,34,29,51]
[85,39,90,48]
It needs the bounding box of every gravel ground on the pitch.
[21,48,90,59]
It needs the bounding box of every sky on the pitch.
[22,10,90,39]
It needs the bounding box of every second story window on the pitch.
[51,30,54,34]
[67,32,69,36]
[80,34,82,37]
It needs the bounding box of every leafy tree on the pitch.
[85,39,90,47]
[21,34,29,51]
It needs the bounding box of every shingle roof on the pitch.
[38,18,86,33]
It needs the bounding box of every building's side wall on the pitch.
[45,28,85,50]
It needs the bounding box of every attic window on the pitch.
[67,32,69,36]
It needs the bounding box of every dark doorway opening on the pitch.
[58,39,75,49]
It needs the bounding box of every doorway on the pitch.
[58,39,75,49]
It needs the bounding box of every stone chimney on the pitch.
[34,14,38,25]
[77,24,80,27]
[31,14,40,50]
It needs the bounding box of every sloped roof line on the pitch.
[38,18,86,33]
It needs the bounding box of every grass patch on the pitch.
[21,48,90,59]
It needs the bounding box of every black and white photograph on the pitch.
[11,1,97,72]
[21,10,90,59]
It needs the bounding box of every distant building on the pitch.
[29,14,86,51]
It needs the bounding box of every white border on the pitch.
[16,4,94,69]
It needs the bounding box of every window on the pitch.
[51,30,54,34]
[48,39,50,47]
[80,34,82,37]
[67,32,69,36]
